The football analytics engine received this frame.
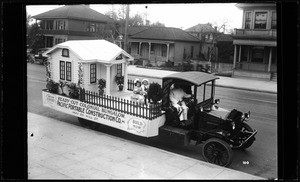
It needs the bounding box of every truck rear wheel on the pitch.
[202,138,233,167]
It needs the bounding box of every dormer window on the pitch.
[62,48,69,57]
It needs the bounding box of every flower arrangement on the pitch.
[59,80,67,95]
[115,75,124,91]
[46,79,59,94]
[98,78,106,95]
[67,82,80,99]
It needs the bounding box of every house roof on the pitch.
[32,5,113,23]
[129,26,201,42]
[44,40,134,63]
[119,26,150,36]
[185,23,219,33]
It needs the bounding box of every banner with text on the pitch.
[42,91,153,136]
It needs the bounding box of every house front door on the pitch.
[140,43,149,59]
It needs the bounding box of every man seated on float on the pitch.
[131,79,144,103]
[169,83,192,121]
[141,79,149,104]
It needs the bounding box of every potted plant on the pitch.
[98,78,106,95]
[115,75,124,91]
[67,82,80,99]
[46,79,59,94]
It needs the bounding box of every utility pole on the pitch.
[124,4,129,52]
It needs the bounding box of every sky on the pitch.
[26,3,243,33]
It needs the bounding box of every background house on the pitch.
[185,23,234,73]
[32,4,114,48]
[232,3,277,81]
[119,26,202,66]
[185,23,219,61]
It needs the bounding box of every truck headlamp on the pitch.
[231,122,235,130]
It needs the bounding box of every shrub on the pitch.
[148,82,163,103]
[98,78,106,95]
[46,79,59,94]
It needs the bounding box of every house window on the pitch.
[252,46,264,63]
[56,20,65,30]
[45,20,53,30]
[66,62,71,81]
[254,12,267,29]
[271,11,276,29]
[191,46,194,58]
[62,49,69,57]
[60,61,71,81]
[87,23,98,32]
[116,64,122,77]
[60,61,65,80]
[245,11,252,29]
[90,64,96,83]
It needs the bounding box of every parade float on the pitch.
[42,40,257,167]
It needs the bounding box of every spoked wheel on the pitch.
[235,123,255,150]
[78,117,97,129]
[202,138,233,167]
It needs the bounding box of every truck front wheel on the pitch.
[202,138,233,167]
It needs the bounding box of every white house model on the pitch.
[44,39,134,95]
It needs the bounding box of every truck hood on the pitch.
[208,107,231,120]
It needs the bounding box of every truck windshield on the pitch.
[195,82,213,103]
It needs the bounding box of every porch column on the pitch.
[105,64,111,96]
[123,61,129,91]
[233,45,237,69]
[166,43,170,61]
[148,42,151,59]
[139,42,142,55]
[268,47,272,72]
[238,45,242,63]
[44,37,47,48]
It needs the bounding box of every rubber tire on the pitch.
[238,123,255,150]
[202,138,233,167]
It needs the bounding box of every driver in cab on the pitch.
[169,83,192,122]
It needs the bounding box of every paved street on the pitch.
[27,63,277,179]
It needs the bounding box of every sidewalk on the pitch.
[28,112,265,180]
[127,65,277,94]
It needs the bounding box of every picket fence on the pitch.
[79,88,163,120]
